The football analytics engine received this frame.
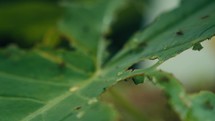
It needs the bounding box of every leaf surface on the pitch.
[0,0,215,121]
[59,0,126,58]
[108,0,215,66]
[0,46,117,121]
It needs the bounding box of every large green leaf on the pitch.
[0,46,118,121]
[0,0,215,121]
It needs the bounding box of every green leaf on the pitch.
[59,0,126,57]
[148,70,215,121]
[0,46,118,121]
[108,0,215,65]
[186,92,215,121]
[1,0,215,121]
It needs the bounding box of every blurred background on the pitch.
[0,0,214,121]
[0,0,65,49]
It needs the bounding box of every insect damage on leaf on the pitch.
[1,0,215,121]
[149,56,159,60]
[192,42,203,51]
[176,30,184,36]
[159,76,170,83]
[74,106,82,110]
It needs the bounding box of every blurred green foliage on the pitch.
[0,0,61,47]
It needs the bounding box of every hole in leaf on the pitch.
[143,58,159,69]
[127,63,142,71]
[104,2,143,58]
[127,65,136,72]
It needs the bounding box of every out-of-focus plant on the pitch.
[0,0,61,47]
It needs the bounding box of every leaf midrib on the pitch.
[20,69,102,121]
[21,91,72,121]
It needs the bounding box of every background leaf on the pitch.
[0,1,61,47]
[149,70,215,121]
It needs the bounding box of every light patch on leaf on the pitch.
[69,86,80,92]
[76,111,85,119]
[88,98,98,105]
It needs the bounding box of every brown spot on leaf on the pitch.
[160,76,170,83]
[201,15,210,19]
[176,30,184,36]
[75,106,82,110]
[127,64,138,72]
